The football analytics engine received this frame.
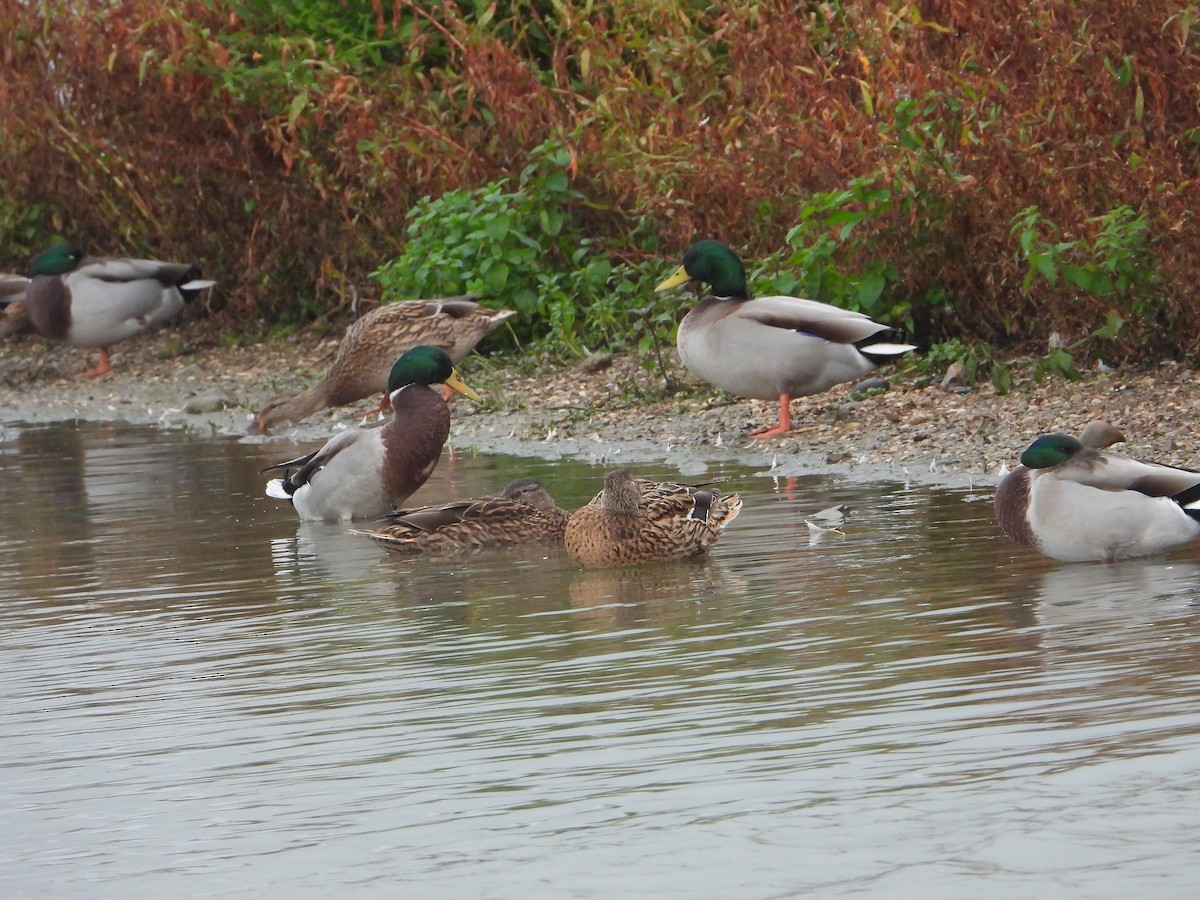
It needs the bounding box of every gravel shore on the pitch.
[2,318,1196,488]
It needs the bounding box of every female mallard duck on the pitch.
[250,297,514,433]
[564,468,743,567]
[262,345,480,523]
[351,477,569,555]
[23,243,214,377]
[655,240,916,437]
[994,432,1200,563]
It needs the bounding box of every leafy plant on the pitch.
[1010,205,1158,300]
[373,140,677,382]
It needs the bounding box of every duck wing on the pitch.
[261,429,372,488]
[731,296,901,345]
[1054,451,1200,499]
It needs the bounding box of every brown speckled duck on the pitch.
[262,346,480,522]
[251,297,513,432]
[564,468,743,567]
[351,477,569,555]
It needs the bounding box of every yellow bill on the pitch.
[443,367,482,402]
[654,264,692,292]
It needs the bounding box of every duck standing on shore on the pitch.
[22,243,214,377]
[655,240,915,438]
[250,297,513,433]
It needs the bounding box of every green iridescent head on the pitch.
[386,345,480,401]
[1020,433,1084,469]
[654,240,749,298]
[30,243,85,277]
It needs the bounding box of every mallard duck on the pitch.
[262,345,480,522]
[564,468,743,567]
[655,240,916,437]
[351,477,569,555]
[23,243,214,377]
[994,432,1200,563]
[1077,419,1125,449]
[251,297,514,433]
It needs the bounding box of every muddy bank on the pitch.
[1,320,1197,488]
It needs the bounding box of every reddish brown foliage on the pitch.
[2,1,1199,356]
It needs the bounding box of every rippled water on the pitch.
[3,421,1200,897]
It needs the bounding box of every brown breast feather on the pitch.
[380,385,451,506]
[994,467,1039,551]
[25,277,72,341]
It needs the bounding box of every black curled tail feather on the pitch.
[855,328,917,365]
[1173,482,1200,522]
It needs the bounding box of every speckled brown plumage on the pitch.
[353,478,570,556]
[564,468,742,567]
[251,297,512,432]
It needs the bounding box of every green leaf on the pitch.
[584,257,612,286]
[1034,253,1058,286]
[484,216,510,242]
[858,271,886,310]
[483,261,509,293]
[287,90,308,129]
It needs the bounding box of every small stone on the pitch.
[577,352,613,374]
[184,389,234,414]
[852,377,890,395]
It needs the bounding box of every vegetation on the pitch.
[3,1,1200,375]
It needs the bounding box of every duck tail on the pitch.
[177,264,215,301]
[687,489,743,529]
[857,337,918,363]
[1172,482,1200,522]
[265,478,296,501]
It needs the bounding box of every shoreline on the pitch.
[2,320,1196,489]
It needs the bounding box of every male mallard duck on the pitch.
[564,468,743,567]
[655,240,916,437]
[23,243,214,377]
[994,432,1200,563]
[250,297,514,433]
[262,345,480,523]
[351,477,569,555]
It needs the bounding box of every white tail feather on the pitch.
[265,478,292,501]
[181,279,216,291]
[860,341,917,356]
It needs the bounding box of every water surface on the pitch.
[2,421,1199,897]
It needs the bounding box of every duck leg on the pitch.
[79,347,112,378]
[749,393,793,438]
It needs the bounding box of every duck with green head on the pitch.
[995,431,1200,562]
[655,240,916,437]
[263,345,481,522]
[564,468,743,567]
[351,477,570,555]
[24,242,215,377]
